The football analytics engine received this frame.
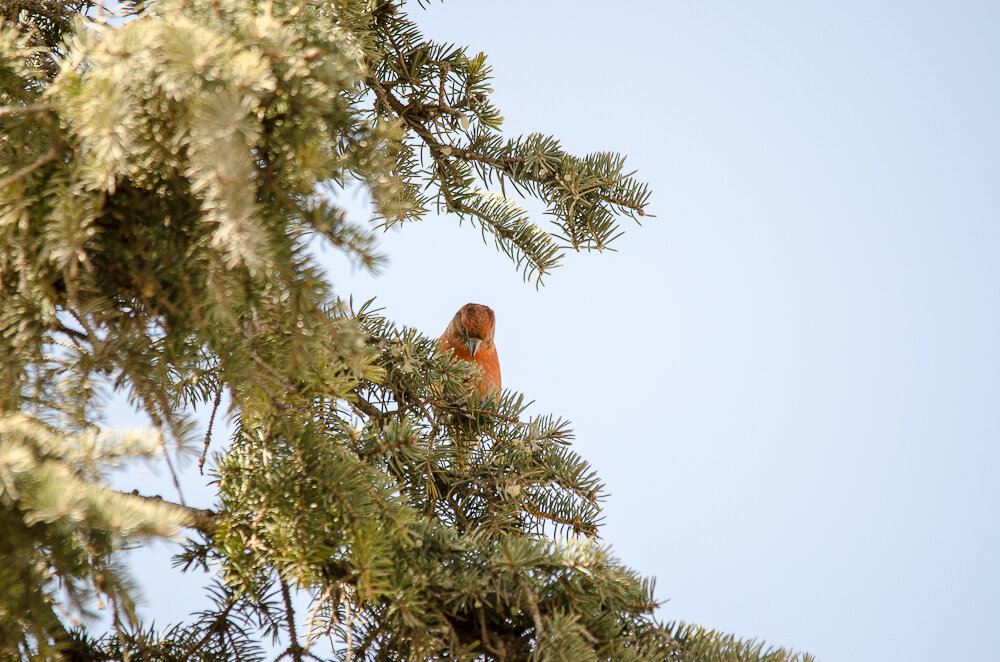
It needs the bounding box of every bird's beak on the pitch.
[465,338,481,359]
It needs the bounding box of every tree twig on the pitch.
[280,577,303,662]
[514,574,545,639]
[127,491,216,534]
[158,428,186,507]
[348,389,386,420]
[0,146,58,188]
[199,386,224,474]
[0,102,53,118]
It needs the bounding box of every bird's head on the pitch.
[452,303,495,359]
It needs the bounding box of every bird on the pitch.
[437,303,501,398]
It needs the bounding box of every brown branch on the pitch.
[478,605,504,661]
[0,103,55,117]
[127,491,217,535]
[366,75,521,175]
[349,389,386,420]
[521,504,594,537]
[514,574,545,640]
[280,578,304,662]
[0,145,58,188]
[365,74,442,150]
[199,386,224,474]
[55,323,88,343]
[160,436,187,507]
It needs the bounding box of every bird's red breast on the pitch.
[438,303,501,398]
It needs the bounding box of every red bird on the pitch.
[438,303,501,398]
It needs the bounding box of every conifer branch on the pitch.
[198,386,223,474]
[0,102,53,118]
[363,76,648,217]
[280,578,304,662]
[55,323,88,342]
[126,491,216,535]
[160,441,187,507]
[514,574,545,640]
[349,389,387,420]
[478,606,503,661]
[0,145,58,188]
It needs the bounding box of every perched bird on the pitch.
[438,303,501,398]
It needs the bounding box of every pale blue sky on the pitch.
[113,2,999,660]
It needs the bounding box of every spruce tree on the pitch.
[0,1,812,660]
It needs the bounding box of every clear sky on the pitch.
[112,2,1000,661]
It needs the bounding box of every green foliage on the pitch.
[661,623,815,662]
[362,7,652,283]
[0,1,808,661]
[0,414,191,657]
